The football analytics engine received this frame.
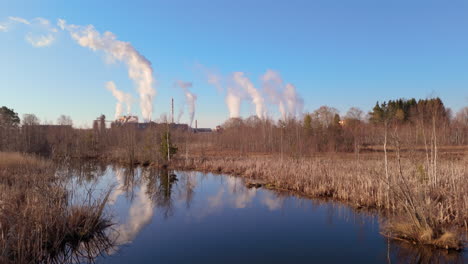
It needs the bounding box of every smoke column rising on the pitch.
[284,83,303,118]
[176,81,197,127]
[262,69,303,120]
[105,81,132,119]
[199,66,243,119]
[58,19,156,121]
[226,89,241,118]
[233,72,266,119]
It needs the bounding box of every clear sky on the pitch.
[1,0,467,128]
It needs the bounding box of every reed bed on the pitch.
[173,153,468,250]
[0,152,113,264]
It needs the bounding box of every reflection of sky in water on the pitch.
[113,179,154,245]
[67,165,467,264]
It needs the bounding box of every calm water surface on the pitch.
[66,164,466,264]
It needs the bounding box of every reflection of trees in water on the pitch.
[181,172,196,209]
[121,166,137,200]
[78,161,107,181]
[57,160,107,184]
[173,171,197,209]
[111,167,182,248]
[387,239,465,264]
[143,168,178,218]
[109,166,137,204]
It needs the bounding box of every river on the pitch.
[64,164,466,263]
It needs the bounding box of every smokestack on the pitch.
[171,98,174,124]
[195,120,197,129]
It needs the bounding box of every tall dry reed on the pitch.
[0,152,114,263]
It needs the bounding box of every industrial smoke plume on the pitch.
[224,73,263,119]
[226,90,241,118]
[58,19,156,122]
[176,81,197,127]
[106,81,132,119]
[232,72,266,119]
[3,16,305,123]
[200,67,242,119]
[207,69,302,121]
[262,69,303,120]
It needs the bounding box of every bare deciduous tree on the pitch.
[22,114,40,126]
[57,115,73,126]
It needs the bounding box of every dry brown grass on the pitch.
[172,152,468,250]
[383,222,462,250]
[0,152,113,263]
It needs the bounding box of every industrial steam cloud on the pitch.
[58,19,156,122]
[206,69,303,121]
[2,16,304,122]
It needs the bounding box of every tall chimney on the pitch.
[171,98,174,124]
[195,120,197,129]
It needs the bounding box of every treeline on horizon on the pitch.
[211,97,467,155]
[0,97,467,161]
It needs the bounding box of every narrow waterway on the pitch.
[65,164,466,264]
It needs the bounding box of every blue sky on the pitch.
[1,0,467,128]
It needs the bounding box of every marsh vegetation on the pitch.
[0,153,113,263]
[0,98,467,258]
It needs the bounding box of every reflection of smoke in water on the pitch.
[110,169,155,247]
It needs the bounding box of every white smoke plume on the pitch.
[200,67,240,118]
[106,81,132,119]
[225,89,241,118]
[175,80,197,127]
[262,69,303,120]
[0,17,57,47]
[233,72,266,119]
[284,83,303,118]
[198,65,247,119]
[58,19,156,121]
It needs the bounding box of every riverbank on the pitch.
[0,152,113,264]
[168,152,467,250]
